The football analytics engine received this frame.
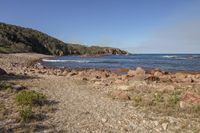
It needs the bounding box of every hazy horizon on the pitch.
[0,0,200,53]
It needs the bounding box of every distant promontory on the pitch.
[0,22,127,56]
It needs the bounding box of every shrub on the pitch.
[153,93,164,103]
[19,106,33,122]
[132,96,142,106]
[16,90,46,106]
[0,82,12,91]
[169,93,180,105]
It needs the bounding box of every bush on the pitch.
[169,93,180,105]
[16,90,46,106]
[153,93,164,103]
[19,106,33,122]
[0,82,12,91]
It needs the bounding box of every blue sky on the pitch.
[0,0,200,53]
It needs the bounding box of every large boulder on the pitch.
[0,68,7,75]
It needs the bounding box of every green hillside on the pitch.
[0,22,127,56]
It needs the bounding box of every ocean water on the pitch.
[41,54,200,72]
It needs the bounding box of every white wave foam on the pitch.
[162,55,177,58]
[42,59,90,63]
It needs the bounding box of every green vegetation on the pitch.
[16,90,46,106]
[0,22,127,55]
[19,106,33,122]
[0,81,12,91]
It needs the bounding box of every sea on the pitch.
[41,54,200,72]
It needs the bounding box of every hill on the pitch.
[0,22,127,56]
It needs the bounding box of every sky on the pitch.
[0,0,200,53]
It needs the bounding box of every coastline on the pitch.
[1,53,200,132]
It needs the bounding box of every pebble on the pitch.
[102,118,107,123]
[162,123,168,130]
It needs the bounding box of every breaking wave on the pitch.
[42,59,90,63]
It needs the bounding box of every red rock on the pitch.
[182,92,200,105]
[115,79,124,84]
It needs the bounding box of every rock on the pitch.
[0,68,7,75]
[179,101,188,109]
[82,77,88,81]
[118,85,131,91]
[175,72,186,80]
[135,67,145,76]
[127,70,135,77]
[145,76,160,82]
[154,121,159,126]
[111,90,130,100]
[154,71,163,77]
[180,92,200,108]
[62,71,68,76]
[12,84,26,91]
[102,118,107,123]
[162,123,168,130]
[115,79,124,84]
[96,75,101,79]
[121,75,128,80]
[68,71,78,76]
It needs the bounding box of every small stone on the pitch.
[154,121,159,126]
[111,90,130,100]
[102,118,107,123]
[118,85,131,91]
[162,123,168,130]
[12,84,25,91]
[82,77,88,81]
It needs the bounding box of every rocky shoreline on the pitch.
[1,53,200,132]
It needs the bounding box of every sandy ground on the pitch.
[1,53,200,133]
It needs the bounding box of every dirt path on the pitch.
[14,75,157,133]
[13,74,200,133]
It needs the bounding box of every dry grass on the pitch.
[129,83,200,120]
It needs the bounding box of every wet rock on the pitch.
[114,68,129,74]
